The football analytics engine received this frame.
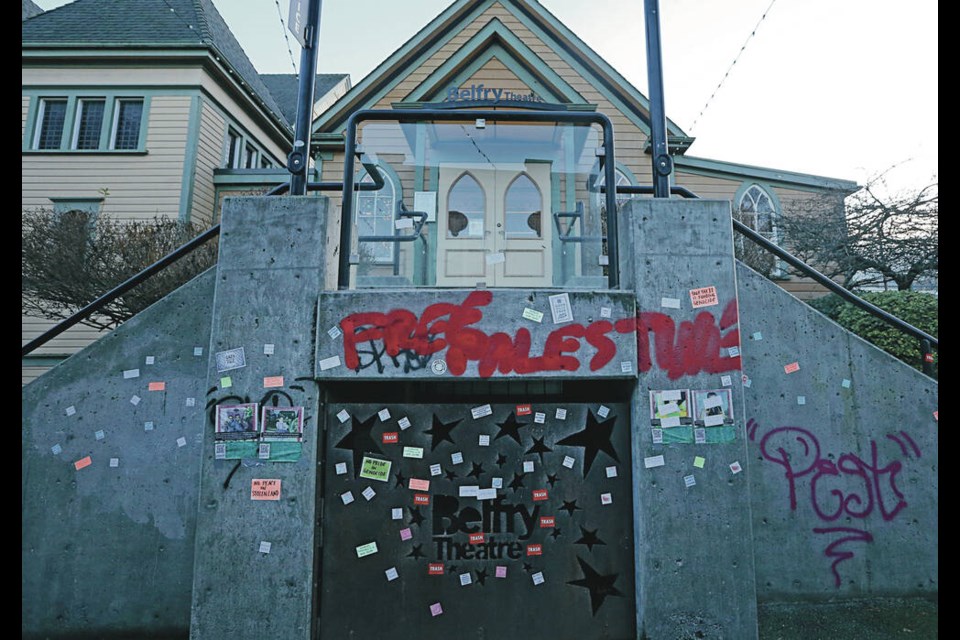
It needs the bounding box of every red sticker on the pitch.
[784,362,800,374]
[516,404,532,416]
[414,493,431,505]
[526,544,543,556]
[428,563,445,575]
[532,489,548,501]
[469,532,485,545]
[148,382,166,391]
[382,432,399,444]
[540,516,555,528]
[74,456,92,470]
[924,353,935,363]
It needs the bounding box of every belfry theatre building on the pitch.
[22,1,937,639]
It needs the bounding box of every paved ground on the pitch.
[758,597,938,639]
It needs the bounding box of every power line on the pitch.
[273,0,300,78]
[688,0,778,133]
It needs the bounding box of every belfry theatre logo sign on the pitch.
[444,84,545,104]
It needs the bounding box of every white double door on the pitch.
[436,161,552,287]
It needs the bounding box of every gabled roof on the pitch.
[22,0,289,131]
[22,0,43,21]
[313,0,687,138]
[261,74,351,125]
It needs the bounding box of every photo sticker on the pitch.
[215,404,259,441]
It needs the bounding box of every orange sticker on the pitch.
[148,382,166,391]
[689,286,719,308]
[784,362,800,374]
[74,456,92,470]
[250,478,282,501]
[263,376,284,388]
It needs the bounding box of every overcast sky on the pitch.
[36,0,938,193]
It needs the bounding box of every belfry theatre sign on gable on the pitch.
[444,84,545,103]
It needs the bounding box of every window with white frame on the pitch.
[34,98,68,150]
[110,99,144,150]
[355,166,397,263]
[30,96,145,151]
[734,184,782,276]
[72,98,105,150]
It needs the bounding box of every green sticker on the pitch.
[220,376,233,388]
[522,308,544,323]
[356,541,378,557]
[662,426,693,444]
[693,456,705,469]
[705,426,736,444]
[402,446,424,459]
[359,456,392,482]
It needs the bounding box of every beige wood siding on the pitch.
[191,99,226,226]
[22,314,108,357]
[22,95,191,220]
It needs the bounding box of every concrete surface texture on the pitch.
[21,268,216,639]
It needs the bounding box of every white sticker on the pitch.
[729,461,743,474]
[660,389,682,401]
[144,421,154,431]
[841,378,852,389]
[703,395,723,409]
[600,492,613,505]
[318,355,342,371]
[694,428,707,444]
[651,428,663,444]
[186,397,196,407]
[258,443,271,459]
[460,572,473,586]
[492,477,503,489]
[176,437,187,448]
[742,376,752,388]
[532,571,545,586]
[391,508,404,520]
[335,462,348,475]
[704,414,725,427]
[336,409,350,423]
[385,567,399,581]
[378,408,391,421]
[51,444,62,455]
[659,402,680,415]
[94,430,105,440]
[600,307,612,318]
[721,375,732,387]
[477,488,497,500]
[429,463,442,476]
[130,395,141,406]
[523,460,535,473]
[727,346,741,358]
[660,416,681,428]
[797,396,807,405]
[752,332,763,341]
[215,443,226,459]
[341,491,355,505]
[403,447,424,459]
[598,254,610,266]
[263,343,275,355]
[362,486,376,501]
[459,485,480,498]
[562,456,575,469]
[327,325,343,340]
[259,541,272,554]
[215,348,246,372]
[65,405,77,417]
[597,405,610,419]
[395,217,414,230]
[109,457,119,468]
[485,252,506,265]
[660,297,682,309]
[123,369,140,379]
[398,416,411,430]
[145,356,155,365]
[522,308,544,323]
[548,293,574,324]
[471,404,493,419]
[683,475,696,488]
[605,466,617,478]
[621,361,634,373]
[644,455,665,469]
[193,347,204,356]
[451,451,464,465]
[555,408,567,420]
[534,412,546,424]
[478,434,490,446]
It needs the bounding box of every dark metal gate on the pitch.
[318,401,635,638]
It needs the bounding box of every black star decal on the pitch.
[496,453,508,467]
[522,562,535,573]
[546,473,560,488]
[508,472,526,493]
[407,544,425,560]
[475,568,488,586]
[408,506,425,527]
[550,527,563,540]
[560,500,582,517]
[394,471,407,489]
[557,410,619,477]
[567,556,624,615]
[448,564,458,574]
[468,461,485,480]
[574,526,607,552]
[444,468,458,482]
[525,436,552,462]
[334,413,382,477]
[494,411,529,446]
[425,414,463,451]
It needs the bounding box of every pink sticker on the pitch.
[409,478,430,491]
[263,376,284,388]
[784,362,800,374]
[933,410,938,421]
[148,382,166,391]
[532,489,548,501]
[400,527,413,541]
[689,286,719,308]
[495,566,507,578]
[74,456,92,470]
[430,602,443,617]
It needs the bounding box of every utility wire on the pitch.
[688,0,778,132]
[273,0,300,78]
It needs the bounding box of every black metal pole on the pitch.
[643,0,672,197]
[287,0,323,195]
